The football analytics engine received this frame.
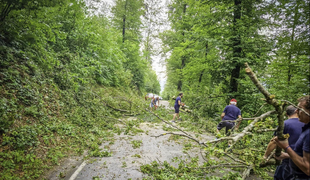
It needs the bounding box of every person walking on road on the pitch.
[273,95,310,179]
[263,105,304,180]
[171,93,183,122]
[217,99,242,135]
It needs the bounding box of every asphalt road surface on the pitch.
[44,100,269,180]
[46,121,210,179]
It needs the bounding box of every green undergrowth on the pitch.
[141,157,273,180]
[140,157,243,180]
[0,1,156,179]
[0,62,149,179]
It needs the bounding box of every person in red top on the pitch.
[217,99,242,135]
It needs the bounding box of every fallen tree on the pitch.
[147,63,294,179]
[245,63,286,161]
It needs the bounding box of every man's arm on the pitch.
[274,138,310,176]
[178,100,181,105]
[286,149,310,176]
[221,113,225,120]
[235,115,242,129]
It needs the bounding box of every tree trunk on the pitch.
[230,0,242,93]
[177,80,182,91]
[0,2,12,22]
[178,3,187,91]
[122,0,128,43]
[199,42,208,84]
[287,2,299,85]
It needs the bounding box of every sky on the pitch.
[85,0,168,93]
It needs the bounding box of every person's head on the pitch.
[230,99,237,105]
[286,105,297,117]
[179,93,183,98]
[297,95,310,123]
[156,97,159,100]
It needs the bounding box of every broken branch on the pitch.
[256,128,277,133]
[245,63,285,159]
[145,108,193,137]
[225,153,249,165]
[151,132,203,146]
[242,165,254,179]
[104,103,130,112]
[280,100,310,116]
[194,164,248,169]
[253,103,268,116]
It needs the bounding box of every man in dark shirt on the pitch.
[274,95,310,179]
[217,99,242,135]
[171,93,183,122]
[263,105,304,180]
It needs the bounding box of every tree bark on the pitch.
[177,3,188,91]
[0,2,12,22]
[122,0,128,43]
[287,2,299,85]
[245,63,285,163]
[230,0,242,93]
[199,42,208,84]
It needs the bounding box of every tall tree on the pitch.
[141,0,164,64]
[112,0,144,42]
[162,0,273,114]
[111,0,149,92]
[262,0,310,100]
[160,0,193,92]
[229,0,242,93]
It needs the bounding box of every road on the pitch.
[44,100,268,180]
[45,100,210,180]
[159,100,171,109]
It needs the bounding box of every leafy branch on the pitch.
[145,108,193,137]
[245,62,286,160]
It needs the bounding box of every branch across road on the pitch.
[45,100,272,180]
[45,118,209,180]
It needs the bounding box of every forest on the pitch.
[0,0,309,179]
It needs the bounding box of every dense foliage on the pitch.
[157,0,309,178]
[0,0,159,179]
[0,0,309,179]
[161,0,309,116]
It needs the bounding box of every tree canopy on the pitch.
[161,0,309,115]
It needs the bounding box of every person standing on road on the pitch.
[263,105,304,180]
[150,96,156,110]
[171,93,183,122]
[273,95,310,179]
[217,99,242,135]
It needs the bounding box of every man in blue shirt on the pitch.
[217,99,242,135]
[274,95,310,179]
[171,93,183,122]
[263,105,304,180]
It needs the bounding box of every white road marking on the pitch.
[68,161,87,180]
